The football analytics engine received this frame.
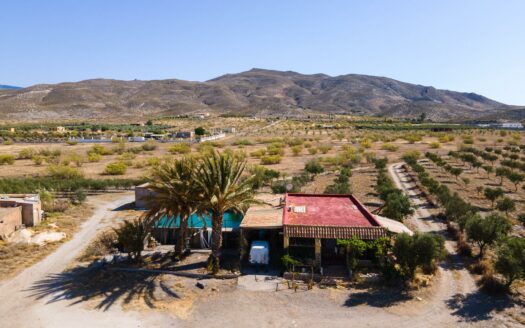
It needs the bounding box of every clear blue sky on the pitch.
[2,0,524,105]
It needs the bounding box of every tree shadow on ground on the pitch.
[112,201,136,211]
[27,264,180,311]
[445,290,517,323]
[344,286,412,308]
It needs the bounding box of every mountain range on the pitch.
[0,69,519,122]
[0,85,21,90]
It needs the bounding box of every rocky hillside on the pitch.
[0,69,513,121]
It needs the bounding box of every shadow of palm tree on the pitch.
[344,286,412,308]
[445,291,516,322]
[27,264,180,311]
[112,202,136,211]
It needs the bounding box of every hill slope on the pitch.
[0,69,513,121]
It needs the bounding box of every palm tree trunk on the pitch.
[208,211,223,274]
[176,213,189,256]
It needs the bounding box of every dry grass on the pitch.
[0,202,94,280]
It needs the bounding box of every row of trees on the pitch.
[426,152,520,213]
[374,158,413,222]
[0,176,143,194]
[405,156,525,288]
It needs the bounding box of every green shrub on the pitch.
[318,144,332,154]
[18,148,36,159]
[429,142,441,149]
[0,176,143,193]
[381,143,399,152]
[307,147,318,155]
[266,143,284,156]
[286,138,304,147]
[88,144,113,156]
[260,155,282,165]
[120,152,136,161]
[104,162,128,175]
[233,139,253,146]
[32,155,44,165]
[291,145,303,156]
[114,218,149,261]
[0,154,16,165]
[304,158,324,175]
[147,157,161,167]
[169,143,191,154]
[70,189,87,204]
[47,165,84,179]
[250,149,266,158]
[87,152,102,162]
[141,141,157,151]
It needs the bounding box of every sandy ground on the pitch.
[0,193,169,328]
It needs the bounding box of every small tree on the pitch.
[465,213,511,259]
[517,213,525,225]
[337,237,368,274]
[381,192,414,222]
[484,187,504,208]
[449,167,463,180]
[496,197,516,217]
[194,127,206,136]
[71,189,87,204]
[482,165,493,178]
[393,232,446,279]
[304,158,324,175]
[476,186,483,196]
[496,167,511,185]
[494,237,525,288]
[507,172,524,191]
[373,157,388,171]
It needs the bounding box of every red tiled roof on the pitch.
[283,193,382,228]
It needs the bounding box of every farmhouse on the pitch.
[136,186,410,274]
[240,194,391,272]
[283,194,386,268]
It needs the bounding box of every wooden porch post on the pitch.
[314,238,321,267]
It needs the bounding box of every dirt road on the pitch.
[387,162,518,327]
[0,193,166,327]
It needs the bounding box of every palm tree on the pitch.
[144,157,199,256]
[194,150,256,273]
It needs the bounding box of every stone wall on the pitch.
[0,207,22,239]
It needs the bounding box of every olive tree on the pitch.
[495,237,525,288]
[393,232,446,279]
[484,187,504,209]
[496,197,516,217]
[465,213,511,259]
